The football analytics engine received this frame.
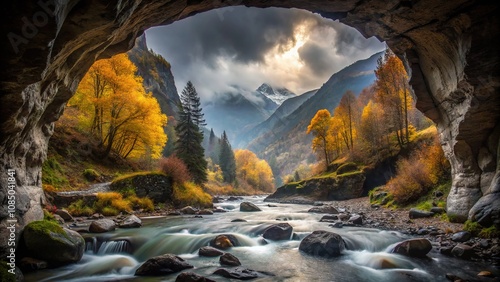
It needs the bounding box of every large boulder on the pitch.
[135,254,193,276]
[23,220,85,265]
[262,223,293,241]
[299,230,345,257]
[89,219,116,233]
[119,215,142,228]
[240,202,261,212]
[198,246,224,257]
[210,234,240,250]
[389,238,432,257]
[220,253,241,266]
[176,272,215,282]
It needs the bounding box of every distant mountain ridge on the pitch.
[256,83,296,105]
[244,51,384,177]
[203,84,297,144]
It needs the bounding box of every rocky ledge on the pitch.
[265,171,365,203]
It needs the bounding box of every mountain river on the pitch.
[24,196,498,281]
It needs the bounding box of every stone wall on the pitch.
[0,0,498,257]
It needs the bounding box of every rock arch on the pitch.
[1,1,499,257]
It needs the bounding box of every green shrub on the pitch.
[68,199,95,216]
[173,182,212,208]
[336,162,358,175]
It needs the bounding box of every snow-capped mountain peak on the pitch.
[256,83,296,105]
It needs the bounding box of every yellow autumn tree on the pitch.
[332,90,359,151]
[307,109,336,166]
[70,53,167,159]
[360,100,386,152]
[374,48,414,148]
[234,149,274,193]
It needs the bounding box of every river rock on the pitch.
[180,206,198,214]
[451,244,474,259]
[198,209,214,215]
[89,219,116,233]
[176,272,216,282]
[319,215,338,222]
[389,238,432,257]
[348,215,363,225]
[120,215,142,228]
[240,202,261,212]
[451,231,472,242]
[210,234,240,249]
[23,220,85,264]
[329,222,343,228]
[135,254,193,276]
[214,267,268,280]
[228,196,242,201]
[199,246,224,257]
[262,223,293,240]
[231,219,247,222]
[53,214,66,225]
[213,207,227,213]
[477,271,493,277]
[55,209,74,222]
[19,257,48,271]
[220,253,241,266]
[308,205,339,214]
[299,230,345,257]
[409,208,434,219]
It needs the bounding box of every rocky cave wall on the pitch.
[0,0,498,258]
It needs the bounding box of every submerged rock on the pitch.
[214,267,271,280]
[210,234,240,249]
[231,219,247,222]
[89,219,116,233]
[120,215,142,228]
[262,223,293,240]
[23,220,85,265]
[389,238,432,257]
[135,254,193,276]
[220,253,241,266]
[199,246,224,257]
[176,272,215,282]
[240,202,261,212]
[299,230,345,257]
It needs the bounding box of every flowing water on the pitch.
[25,196,497,281]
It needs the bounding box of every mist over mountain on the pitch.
[203,84,296,144]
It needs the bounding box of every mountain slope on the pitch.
[128,34,180,156]
[236,89,317,148]
[248,51,384,177]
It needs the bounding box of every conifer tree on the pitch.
[175,81,207,184]
[219,131,236,183]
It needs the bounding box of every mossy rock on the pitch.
[111,172,173,203]
[0,261,22,282]
[83,168,101,181]
[336,162,358,175]
[23,220,85,265]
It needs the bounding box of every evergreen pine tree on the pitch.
[294,171,301,182]
[207,128,220,163]
[219,131,236,183]
[175,81,207,184]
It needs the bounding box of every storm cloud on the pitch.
[145,6,384,100]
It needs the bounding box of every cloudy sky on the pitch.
[146,6,385,100]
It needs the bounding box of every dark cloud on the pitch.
[145,7,384,98]
[298,42,334,76]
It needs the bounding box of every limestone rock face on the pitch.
[0,0,498,257]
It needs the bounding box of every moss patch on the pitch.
[0,261,16,282]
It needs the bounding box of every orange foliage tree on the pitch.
[70,53,167,159]
[332,90,359,151]
[234,149,274,193]
[374,49,414,148]
[307,109,336,166]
